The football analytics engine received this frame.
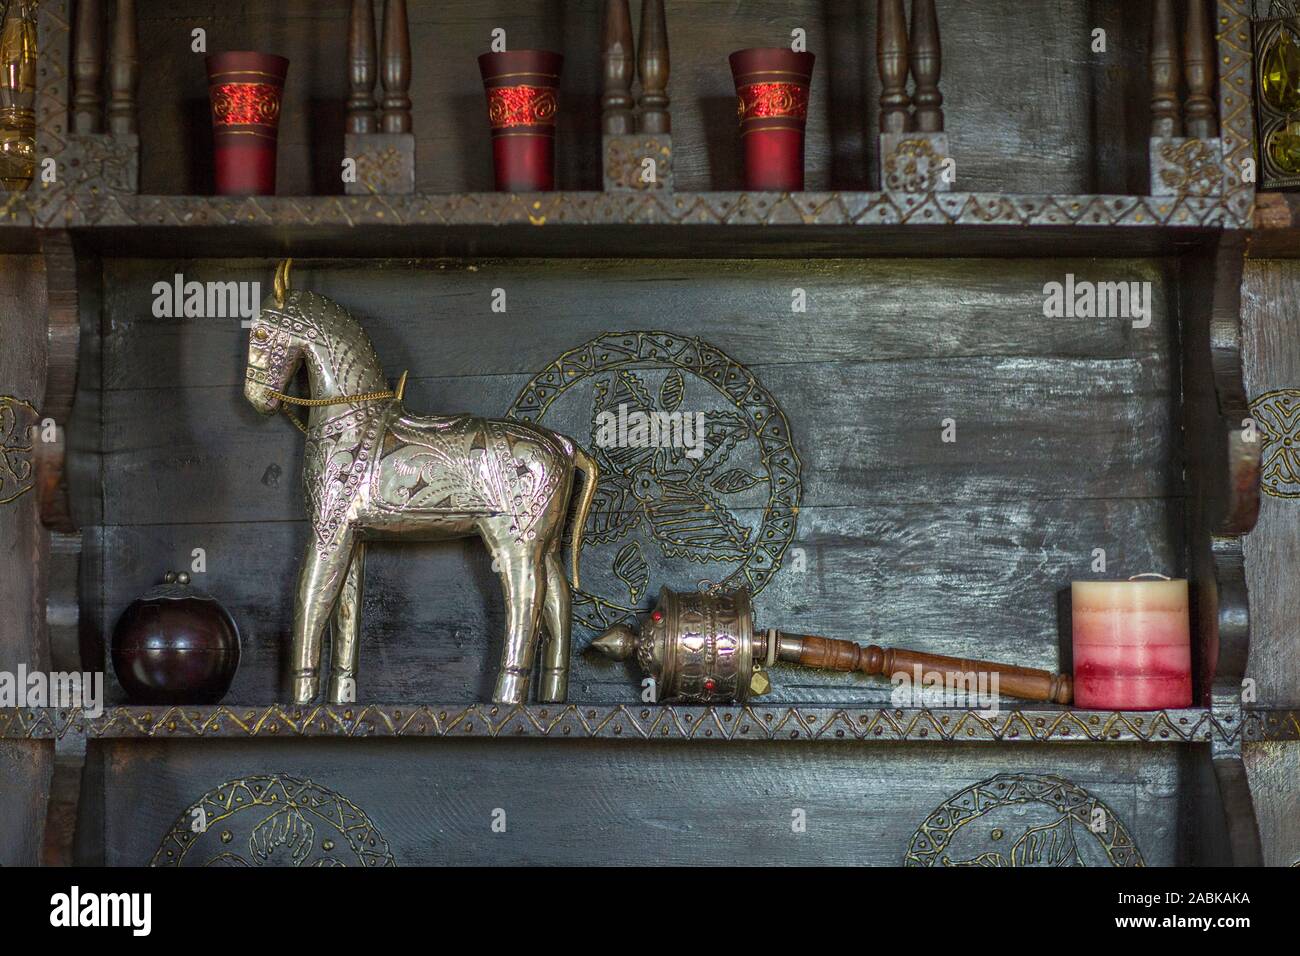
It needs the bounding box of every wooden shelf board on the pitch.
[0,190,1234,258]
[0,703,1264,744]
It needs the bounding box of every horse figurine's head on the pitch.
[244,258,305,416]
[245,260,398,426]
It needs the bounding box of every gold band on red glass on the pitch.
[210,77,284,140]
[735,68,811,136]
[484,72,559,136]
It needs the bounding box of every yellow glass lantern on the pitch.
[0,0,36,191]
[1255,1,1300,187]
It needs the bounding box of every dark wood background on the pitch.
[1242,260,1300,708]
[93,256,1182,704]
[132,0,1151,196]
[0,256,52,866]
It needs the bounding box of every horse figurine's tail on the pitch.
[567,445,600,591]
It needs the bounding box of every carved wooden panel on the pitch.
[97,739,1202,865]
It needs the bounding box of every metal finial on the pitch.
[591,624,638,661]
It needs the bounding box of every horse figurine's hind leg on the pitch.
[536,442,596,701]
[479,519,550,703]
[244,260,599,707]
[539,529,573,701]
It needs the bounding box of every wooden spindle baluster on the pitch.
[601,0,635,135]
[638,0,670,134]
[379,0,411,134]
[878,0,912,134]
[347,0,378,135]
[1183,0,1217,138]
[1150,0,1182,138]
[107,0,137,136]
[909,0,943,133]
[73,0,104,134]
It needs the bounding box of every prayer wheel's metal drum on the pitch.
[631,587,758,704]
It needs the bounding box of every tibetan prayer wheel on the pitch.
[592,587,1073,706]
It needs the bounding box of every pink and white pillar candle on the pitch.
[1071,577,1192,710]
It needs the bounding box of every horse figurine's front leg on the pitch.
[290,530,356,704]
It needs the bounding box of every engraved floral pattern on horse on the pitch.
[373,415,563,543]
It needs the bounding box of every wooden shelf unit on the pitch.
[0,0,1290,868]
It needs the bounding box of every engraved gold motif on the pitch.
[1251,387,1300,498]
[1156,139,1226,197]
[507,331,801,635]
[152,775,394,867]
[0,395,36,505]
[906,773,1145,867]
[352,144,407,194]
[883,137,948,193]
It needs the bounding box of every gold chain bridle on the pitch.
[269,371,408,434]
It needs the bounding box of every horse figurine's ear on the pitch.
[273,258,293,307]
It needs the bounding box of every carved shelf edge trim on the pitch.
[0,191,1257,232]
[1242,708,1300,741]
[38,191,1254,229]
[0,704,1263,744]
[1214,0,1255,227]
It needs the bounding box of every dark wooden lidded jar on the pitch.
[110,572,241,704]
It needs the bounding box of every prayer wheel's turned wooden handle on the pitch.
[781,634,1073,704]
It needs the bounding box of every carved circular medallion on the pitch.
[905,772,1144,867]
[509,331,802,632]
[152,774,395,867]
[1250,388,1300,498]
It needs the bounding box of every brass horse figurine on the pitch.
[243,261,599,705]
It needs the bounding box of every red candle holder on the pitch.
[730,48,814,191]
[206,51,289,196]
[478,50,563,192]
